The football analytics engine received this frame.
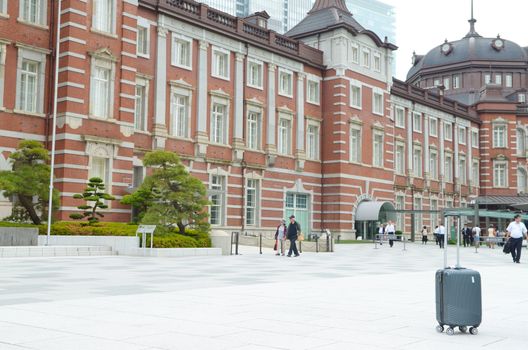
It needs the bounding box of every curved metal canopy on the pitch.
[355,201,396,222]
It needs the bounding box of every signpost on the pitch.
[136,225,157,249]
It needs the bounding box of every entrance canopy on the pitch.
[355,201,396,222]
[444,208,528,220]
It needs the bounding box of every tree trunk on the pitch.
[18,195,41,225]
[177,222,186,234]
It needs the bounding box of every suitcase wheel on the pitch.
[469,327,478,335]
[459,326,467,333]
[446,327,455,336]
[435,325,444,333]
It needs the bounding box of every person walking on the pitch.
[434,225,440,245]
[275,219,287,256]
[421,226,428,244]
[286,215,301,257]
[462,225,471,247]
[487,225,496,249]
[378,223,385,245]
[506,214,527,263]
[386,221,396,247]
[472,225,481,248]
[438,223,446,249]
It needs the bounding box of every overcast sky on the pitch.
[383,0,528,80]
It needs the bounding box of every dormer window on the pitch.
[519,93,526,103]
[257,18,266,28]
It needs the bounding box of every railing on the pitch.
[243,22,270,41]
[165,0,199,16]
[207,8,237,29]
[275,35,298,51]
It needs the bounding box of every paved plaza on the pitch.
[0,242,527,349]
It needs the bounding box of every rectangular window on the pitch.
[443,77,450,90]
[0,0,7,15]
[93,0,115,33]
[172,35,192,69]
[414,197,422,234]
[132,166,144,188]
[373,132,383,167]
[246,111,261,150]
[519,93,526,103]
[209,175,225,226]
[493,125,507,148]
[493,162,507,187]
[395,143,405,174]
[90,156,110,188]
[171,94,189,138]
[278,69,293,97]
[505,74,513,88]
[412,112,422,132]
[471,130,479,148]
[444,123,452,141]
[445,154,453,182]
[429,118,438,137]
[395,195,405,230]
[137,25,149,57]
[247,60,263,89]
[433,78,441,86]
[373,53,381,72]
[18,60,39,113]
[350,44,359,64]
[362,49,370,68]
[472,160,479,183]
[372,90,383,116]
[459,156,467,184]
[395,107,405,128]
[495,74,502,85]
[212,47,229,80]
[307,124,320,160]
[91,65,111,119]
[484,73,491,85]
[20,0,43,24]
[458,126,467,145]
[278,117,292,155]
[350,81,362,109]
[307,79,320,104]
[413,147,422,177]
[431,199,438,228]
[134,81,147,131]
[453,74,461,89]
[211,103,227,144]
[246,179,259,226]
[429,149,438,179]
[350,127,361,163]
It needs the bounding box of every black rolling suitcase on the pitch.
[435,219,482,336]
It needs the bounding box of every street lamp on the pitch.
[46,0,63,245]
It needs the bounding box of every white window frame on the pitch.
[429,117,438,137]
[92,0,116,34]
[429,149,438,180]
[277,113,292,155]
[493,123,507,148]
[495,74,502,85]
[518,168,527,194]
[134,77,149,131]
[505,74,513,88]
[19,0,47,26]
[453,74,461,89]
[350,125,362,163]
[472,160,479,185]
[245,178,260,226]
[350,80,362,109]
[350,43,359,64]
[373,52,381,72]
[433,78,441,86]
[413,146,422,177]
[395,142,405,175]
[171,34,193,70]
[278,68,293,98]
[246,106,262,150]
[445,153,453,182]
[484,73,491,85]
[306,122,320,161]
[372,88,384,116]
[0,0,7,16]
[458,126,467,145]
[471,129,479,148]
[136,18,150,59]
[210,97,229,144]
[372,130,384,167]
[459,155,467,185]
[395,106,405,128]
[362,48,370,68]
[493,161,508,188]
[246,58,263,90]
[443,77,450,90]
[306,77,320,105]
[170,85,192,139]
[209,173,227,226]
[211,46,230,81]
[444,122,453,141]
[89,56,115,120]
[517,128,526,156]
[412,112,422,133]
[15,46,46,115]
[0,43,6,109]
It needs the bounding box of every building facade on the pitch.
[0,0,519,239]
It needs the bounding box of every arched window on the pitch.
[518,168,528,194]
[517,128,526,156]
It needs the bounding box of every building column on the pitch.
[467,127,473,191]
[406,109,413,183]
[153,26,169,149]
[233,53,245,161]
[295,72,306,171]
[195,40,209,157]
[266,64,277,165]
[454,122,460,192]
[424,114,430,185]
[439,121,445,191]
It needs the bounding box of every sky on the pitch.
[383,0,528,80]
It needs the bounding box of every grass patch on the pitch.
[336,240,374,244]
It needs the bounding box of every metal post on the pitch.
[403,236,407,251]
[326,233,330,252]
[235,232,239,255]
[456,216,461,268]
[150,232,153,249]
[230,232,234,255]
[444,216,448,269]
[315,236,319,253]
[299,240,302,253]
[45,0,63,246]
[259,233,262,254]
[411,212,415,243]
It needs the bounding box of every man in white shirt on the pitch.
[472,225,481,248]
[386,221,396,247]
[378,224,385,245]
[506,214,527,263]
[438,223,446,249]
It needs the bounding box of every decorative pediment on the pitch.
[169,79,193,90]
[349,115,363,125]
[494,154,508,161]
[492,117,507,124]
[276,105,293,114]
[372,121,384,130]
[89,47,118,62]
[245,97,264,108]
[209,88,230,99]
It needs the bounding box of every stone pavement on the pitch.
[0,242,527,349]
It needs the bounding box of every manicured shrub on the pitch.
[147,234,198,248]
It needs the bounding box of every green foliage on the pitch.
[121,151,210,234]
[0,140,59,225]
[146,234,198,248]
[69,177,115,225]
[395,230,403,236]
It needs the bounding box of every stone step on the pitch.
[0,245,115,258]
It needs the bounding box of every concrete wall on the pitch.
[117,248,221,257]
[0,228,38,246]
[38,235,139,252]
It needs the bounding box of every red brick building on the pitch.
[0,0,522,238]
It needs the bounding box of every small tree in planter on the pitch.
[69,177,115,224]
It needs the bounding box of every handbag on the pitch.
[273,240,278,251]
[297,232,304,241]
[503,238,512,254]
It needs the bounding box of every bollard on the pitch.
[326,233,330,252]
[299,240,302,253]
[403,237,407,251]
[315,236,319,253]
[374,234,379,249]
[235,231,239,255]
[259,233,262,254]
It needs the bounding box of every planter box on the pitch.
[38,235,139,252]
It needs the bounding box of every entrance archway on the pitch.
[354,200,396,240]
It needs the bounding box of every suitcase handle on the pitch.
[444,216,462,269]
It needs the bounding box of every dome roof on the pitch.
[407,35,528,80]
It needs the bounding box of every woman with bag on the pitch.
[275,219,287,256]
[421,226,428,244]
